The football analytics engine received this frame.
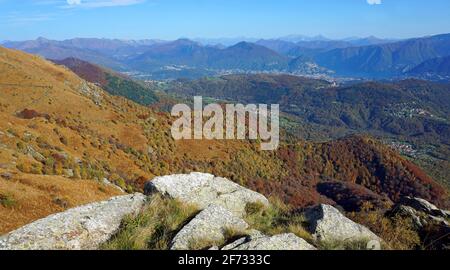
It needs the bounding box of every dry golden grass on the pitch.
[102,194,198,250]
[0,170,122,234]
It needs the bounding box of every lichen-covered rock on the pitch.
[399,197,449,219]
[145,173,269,217]
[390,197,449,229]
[0,193,146,250]
[304,204,380,243]
[222,233,316,250]
[170,205,249,250]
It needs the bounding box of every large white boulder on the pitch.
[145,172,269,217]
[0,193,146,250]
[170,204,249,250]
[304,204,381,243]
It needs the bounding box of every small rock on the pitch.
[63,169,74,178]
[52,152,68,162]
[170,205,249,250]
[0,163,11,169]
[147,146,154,156]
[26,146,45,162]
[304,204,381,243]
[102,178,125,193]
[0,172,12,180]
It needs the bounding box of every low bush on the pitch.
[244,198,314,244]
[349,202,420,250]
[0,193,17,208]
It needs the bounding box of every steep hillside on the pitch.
[314,34,450,77]
[52,58,159,105]
[0,46,159,233]
[0,46,448,236]
[248,136,448,211]
[162,75,450,188]
[408,56,450,79]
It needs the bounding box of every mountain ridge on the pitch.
[5,34,450,80]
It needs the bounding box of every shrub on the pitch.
[349,203,420,250]
[59,136,68,146]
[16,141,26,151]
[53,197,70,209]
[115,177,127,190]
[317,239,372,250]
[222,226,249,243]
[17,163,32,173]
[244,198,313,244]
[187,238,224,250]
[0,194,17,208]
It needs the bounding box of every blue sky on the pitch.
[1,0,450,41]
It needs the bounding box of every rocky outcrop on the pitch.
[390,197,449,229]
[0,194,146,250]
[145,173,269,217]
[160,174,318,251]
[222,233,317,251]
[304,204,381,243]
[389,197,450,250]
[0,173,397,250]
[170,205,249,250]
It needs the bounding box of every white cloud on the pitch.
[2,12,55,25]
[367,0,382,5]
[67,0,81,5]
[66,0,145,8]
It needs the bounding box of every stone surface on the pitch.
[26,145,45,162]
[399,197,448,218]
[145,172,269,217]
[170,204,249,250]
[102,178,125,193]
[222,233,316,250]
[391,197,450,229]
[0,172,12,180]
[0,193,146,250]
[304,204,380,243]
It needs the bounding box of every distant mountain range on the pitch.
[3,34,450,80]
[127,39,290,72]
[314,34,450,78]
[407,56,450,80]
